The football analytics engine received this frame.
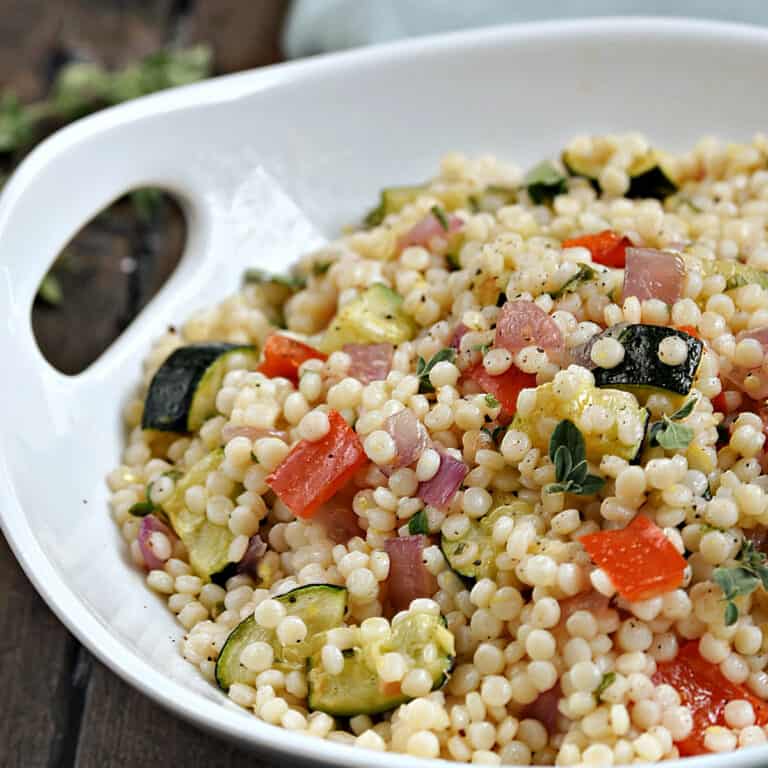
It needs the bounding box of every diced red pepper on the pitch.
[676,325,700,339]
[267,410,366,519]
[464,362,537,424]
[653,641,768,756]
[711,390,729,414]
[258,334,326,384]
[579,515,686,602]
[561,230,631,268]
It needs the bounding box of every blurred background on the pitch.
[3,2,768,767]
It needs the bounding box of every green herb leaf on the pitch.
[484,394,500,410]
[445,252,461,271]
[595,672,616,701]
[543,482,569,495]
[128,501,155,517]
[431,204,450,231]
[242,268,306,290]
[655,420,694,451]
[417,348,456,394]
[553,445,572,484]
[37,272,63,306]
[408,509,429,535]
[545,419,605,496]
[549,419,585,467]
[713,541,768,625]
[524,161,567,206]
[578,474,607,496]
[670,396,698,421]
[550,263,598,299]
[312,260,332,276]
[724,601,739,626]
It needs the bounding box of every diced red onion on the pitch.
[384,408,430,469]
[519,683,563,736]
[384,535,437,615]
[417,451,468,510]
[235,534,268,577]
[398,211,463,251]
[221,424,289,444]
[495,300,564,364]
[622,247,685,304]
[138,515,175,571]
[449,323,469,351]
[314,486,365,544]
[343,343,393,384]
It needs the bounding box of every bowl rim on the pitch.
[4,15,768,768]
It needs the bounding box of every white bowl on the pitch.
[2,16,767,768]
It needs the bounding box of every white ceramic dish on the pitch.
[2,16,768,768]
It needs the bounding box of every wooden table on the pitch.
[0,2,290,764]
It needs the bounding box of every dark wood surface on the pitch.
[1,1,288,765]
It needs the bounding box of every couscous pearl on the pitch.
[298,410,330,441]
[590,337,625,368]
[658,336,688,366]
[364,430,397,465]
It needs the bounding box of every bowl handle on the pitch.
[0,93,324,400]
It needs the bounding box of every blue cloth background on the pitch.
[284,1,768,57]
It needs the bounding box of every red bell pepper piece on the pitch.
[258,334,326,384]
[267,410,366,518]
[464,362,537,424]
[562,230,631,268]
[675,325,700,339]
[580,515,686,602]
[654,641,768,756]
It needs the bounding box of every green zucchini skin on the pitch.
[215,584,347,691]
[593,325,703,396]
[625,165,678,200]
[142,343,254,432]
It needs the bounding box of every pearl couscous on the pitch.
[110,132,768,764]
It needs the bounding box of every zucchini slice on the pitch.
[563,148,678,200]
[524,161,567,205]
[307,610,454,716]
[592,324,703,397]
[215,584,347,691]
[319,283,417,353]
[512,380,648,463]
[364,185,428,227]
[701,259,768,291]
[441,501,533,580]
[161,450,234,579]
[625,151,678,199]
[142,343,255,432]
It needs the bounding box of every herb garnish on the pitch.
[128,501,155,517]
[431,204,450,231]
[445,252,461,271]
[312,261,332,276]
[544,420,605,496]
[524,161,567,206]
[242,268,306,291]
[481,424,506,444]
[416,348,456,394]
[595,672,616,701]
[648,397,697,451]
[408,509,429,535]
[713,540,768,625]
[485,394,500,409]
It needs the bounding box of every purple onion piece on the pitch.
[417,451,468,510]
[236,534,268,577]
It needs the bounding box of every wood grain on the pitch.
[74,657,259,768]
[0,534,82,768]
